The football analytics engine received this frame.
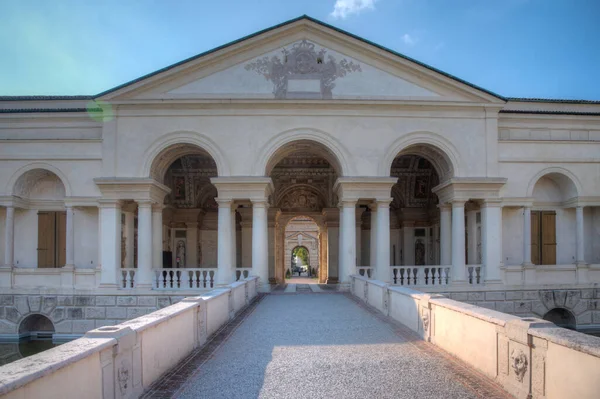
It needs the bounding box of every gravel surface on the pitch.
[175,294,484,399]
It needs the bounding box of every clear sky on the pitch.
[1,0,599,99]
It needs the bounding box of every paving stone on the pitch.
[42,296,57,314]
[28,296,41,312]
[106,307,127,319]
[138,296,157,307]
[14,296,29,315]
[5,307,19,323]
[467,292,484,301]
[0,295,14,306]
[505,291,523,300]
[74,296,95,306]
[72,320,96,333]
[117,296,137,306]
[485,292,506,301]
[68,308,83,319]
[85,307,106,319]
[95,296,116,306]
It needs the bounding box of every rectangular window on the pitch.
[531,210,556,265]
[37,211,66,268]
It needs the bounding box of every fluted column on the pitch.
[439,204,452,265]
[466,208,478,264]
[4,206,15,267]
[136,201,153,288]
[99,201,121,288]
[482,200,502,283]
[217,199,233,284]
[152,205,163,270]
[369,205,377,268]
[451,200,466,284]
[340,200,357,283]
[576,206,585,264]
[252,200,269,289]
[522,206,532,265]
[375,199,392,282]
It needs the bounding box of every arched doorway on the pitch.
[290,246,311,277]
[543,308,577,330]
[285,216,320,278]
[267,140,341,284]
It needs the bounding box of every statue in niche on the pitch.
[415,239,425,266]
[173,176,186,200]
[176,240,186,268]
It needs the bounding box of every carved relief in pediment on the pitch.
[278,188,323,211]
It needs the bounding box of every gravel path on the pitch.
[175,294,497,399]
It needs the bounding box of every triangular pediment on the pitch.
[100,16,503,104]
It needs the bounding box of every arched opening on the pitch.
[18,314,55,337]
[543,308,576,330]
[387,152,442,267]
[11,168,69,268]
[530,172,580,265]
[268,140,340,284]
[290,246,311,277]
[285,215,320,280]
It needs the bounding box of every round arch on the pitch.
[543,308,577,330]
[140,131,230,181]
[379,131,461,180]
[18,313,55,336]
[526,167,582,199]
[7,163,72,197]
[254,128,352,176]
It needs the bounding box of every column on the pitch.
[217,199,233,285]
[466,208,478,264]
[65,206,75,267]
[99,201,121,288]
[124,210,135,267]
[186,222,198,267]
[152,205,163,269]
[522,206,532,265]
[451,201,466,283]
[238,208,253,267]
[576,206,585,264]
[369,205,377,268]
[231,205,237,271]
[338,205,344,282]
[340,200,357,283]
[403,222,415,265]
[481,201,502,283]
[136,201,153,288]
[355,208,364,266]
[4,206,15,267]
[375,199,391,282]
[252,200,269,289]
[323,208,339,284]
[439,204,452,265]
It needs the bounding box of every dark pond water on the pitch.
[0,339,62,367]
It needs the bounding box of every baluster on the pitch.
[424,268,429,285]
[476,267,481,284]
[186,270,192,289]
[201,270,207,288]
[392,268,397,284]
[167,270,173,288]
[400,268,405,285]
[125,270,132,288]
[209,270,215,288]
[406,268,411,285]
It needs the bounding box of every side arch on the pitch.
[140,131,230,179]
[253,128,352,176]
[7,162,72,197]
[379,131,461,180]
[526,167,582,198]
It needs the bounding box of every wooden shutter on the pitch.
[37,212,56,268]
[531,211,540,265]
[541,211,556,265]
[57,212,67,267]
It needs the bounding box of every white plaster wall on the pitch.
[200,230,218,267]
[14,209,38,268]
[390,229,400,265]
[0,208,5,263]
[555,208,576,264]
[361,229,369,265]
[74,208,98,268]
[592,208,600,264]
[502,208,524,265]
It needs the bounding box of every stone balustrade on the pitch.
[153,268,217,290]
[0,277,259,399]
[390,265,451,286]
[351,274,600,399]
[235,268,251,281]
[356,266,372,278]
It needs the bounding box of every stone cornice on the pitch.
[432,177,507,204]
[94,177,171,204]
[334,177,397,201]
[210,177,274,201]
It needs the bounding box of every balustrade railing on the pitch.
[235,268,252,281]
[390,265,450,286]
[154,268,217,289]
[356,266,373,278]
[121,268,136,289]
[467,265,483,285]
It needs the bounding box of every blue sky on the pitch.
[1,0,599,99]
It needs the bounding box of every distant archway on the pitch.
[290,246,311,277]
[19,314,55,338]
[543,308,576,330]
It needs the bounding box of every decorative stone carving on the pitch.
[415,239,425,266]
[510,349,528,382]
[245,40,361,99]
[117,359,131,395]
[278,189,322,210]
[176,240,186,268]
[422,312,430,333]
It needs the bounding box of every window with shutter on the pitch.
[37,211,66,268]
[531,210,556,265]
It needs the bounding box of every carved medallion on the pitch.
[510,349,528,382]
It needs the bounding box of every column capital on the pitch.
[451,199,467,207]
[339,199,357,208]
[135,199,153,207]
[437,203,452,211]
[251,199,269,208]
[152,203,166,212]
[216,198,233,208]
[375,198,393,208]
[480,199,503,208]
[98,199,122,209]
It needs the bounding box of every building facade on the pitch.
[1,16,599,336]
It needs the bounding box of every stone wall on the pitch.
[0,294,189,337]
[428,288,600,330]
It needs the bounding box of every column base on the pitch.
[326,277,339,284]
